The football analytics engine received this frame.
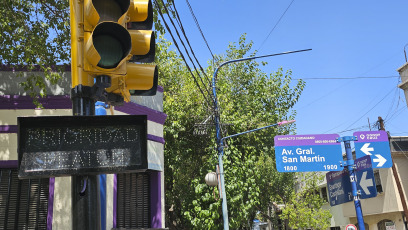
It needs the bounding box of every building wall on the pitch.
[323,142,408,230]
[0,70,166,229]
[397,62,408,105]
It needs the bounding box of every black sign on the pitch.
[18,115,147,178]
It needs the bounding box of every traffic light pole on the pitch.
[337,136,365,230]
[71,87,101,230]
[211,49,311,230]
[95,101,108,230]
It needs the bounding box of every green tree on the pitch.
[0,0,172,106]
[281,173,332,230]
[0,0,70,106]
[158,33,307,229]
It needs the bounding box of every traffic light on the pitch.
[70,0,158,106]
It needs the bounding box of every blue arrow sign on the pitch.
[355,155,377,199]
[326,170,353,206]
[274,134,343,172]
[354,131,393,168]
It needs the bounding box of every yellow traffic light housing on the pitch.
[70,0,157,106]
[83,0,132,76]
[106,63,158,101]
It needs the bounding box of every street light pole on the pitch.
[211,49,311,230]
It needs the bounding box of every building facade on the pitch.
[320,136,408,230]
[0,69,166,229]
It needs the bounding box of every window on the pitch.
[377,219,394,230]
[0,169,50,229]
[374,170,383,193]
[116,172,150,228]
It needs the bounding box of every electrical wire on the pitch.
[184,0,216,61]
[341,86,396,132]
[292,76,399,80]
[336,124,375,134]
[384,87,400,120]
[257,0,295,52]
[154,0,213,108]
[157,0,213,99]
[169,0,213,87]
[386,106,407,124]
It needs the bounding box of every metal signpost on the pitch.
[274,134,343,172]
[275,132,395,230]
[337,136,365,230]
[354,131,392,168]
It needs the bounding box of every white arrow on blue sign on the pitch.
[355,155,377,199]
[354,131,393,168]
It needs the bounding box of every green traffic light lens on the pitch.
[92,22,131,69]
[94,35,123,69]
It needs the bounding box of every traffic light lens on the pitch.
[93,0,129,22]
[92,22,131,69]
[94,35,123,68]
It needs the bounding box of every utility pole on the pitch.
[378,116,408,229]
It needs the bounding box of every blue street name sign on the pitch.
[355,155,377,199]
[274,134,343,172]
[326,170,353,206]
[354,131,392,168]
[326,155,377,206]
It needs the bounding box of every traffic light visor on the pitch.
[84,0,130,30]
[128,0,153,30]
[88,22,132,69]
[128,64,158,96]
[130,30,155,63]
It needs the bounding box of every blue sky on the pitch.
[163,0,408,137]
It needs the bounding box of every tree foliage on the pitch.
[0,0,70,105]
[0,0,172,106]
[157,33,323,229]
[281,173,332,230]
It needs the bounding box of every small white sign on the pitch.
[385,221,396,230]
[345,224,357,230]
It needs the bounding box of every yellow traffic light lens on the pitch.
[92,22,131,69]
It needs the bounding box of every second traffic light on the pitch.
[82,0,157,103]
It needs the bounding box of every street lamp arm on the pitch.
[212,49,312,104]
[221,120,296,142]
[211,48,310,230]
[216,49,312,71]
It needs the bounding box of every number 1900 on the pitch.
[283,166,297,171]
[323,165,338,170]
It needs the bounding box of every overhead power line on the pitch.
[157,0,212,94]
[154,0,213,108]
[258,0,295,52]
[341,86,396,132]
[184,0,215,60]
[292,76,400,80]
[169,0,213,87]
